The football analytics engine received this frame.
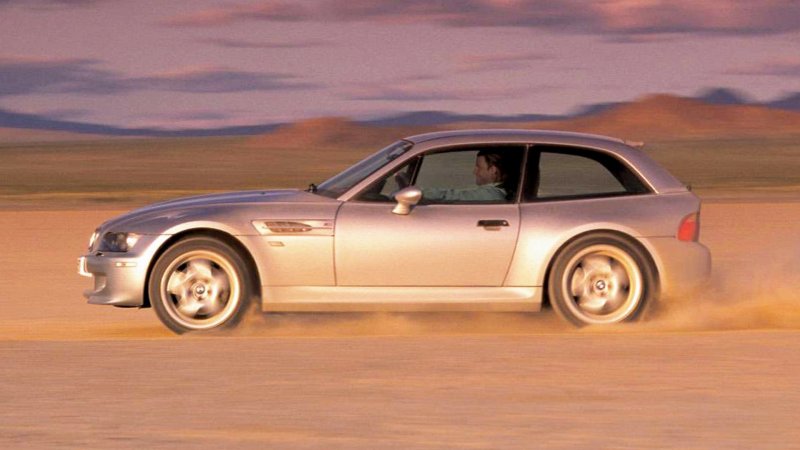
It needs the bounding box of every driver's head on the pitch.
[474,150,505,186]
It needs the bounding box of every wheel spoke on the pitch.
[582,254,612,275]
[211,270,230,294]
[187,259,214,280]
[570,267,588,297]
[202,297,224,316]
[177,297,203,318]
[610,261,630,289]
[167,270,190,297]
[578,293,606,314]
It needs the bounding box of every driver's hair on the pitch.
[477,149,509,181]
[477,149,519,200]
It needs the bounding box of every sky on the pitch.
[0,0,798,129]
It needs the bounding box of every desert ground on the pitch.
[1,199,799,449]
[2,127,800,448]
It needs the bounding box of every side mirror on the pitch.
[392,186,422,215]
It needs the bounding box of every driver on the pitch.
[396,149,510,202]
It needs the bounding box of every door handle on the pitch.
[477,219,509,227]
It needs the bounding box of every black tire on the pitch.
[149,237,252,334]
[547,232,656,327]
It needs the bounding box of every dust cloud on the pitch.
[230,308,571,339]
[642,249,800,332]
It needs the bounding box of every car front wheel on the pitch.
[149,237,251,334]
[548,233,656,326]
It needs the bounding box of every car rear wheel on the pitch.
[548,233,655,326]
[149,237,251,334]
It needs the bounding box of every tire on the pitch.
[149,237,252,334]
[547,233,656,327]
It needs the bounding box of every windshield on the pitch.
[315,140,413,198]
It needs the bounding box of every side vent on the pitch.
[265,221,313,233]
[251,219,333,236]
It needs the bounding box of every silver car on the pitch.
[78,130,711,333]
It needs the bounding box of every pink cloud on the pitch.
[456,52,553,73]
[726,57,800,77]
[342,82,539,102]
[163,0,800,35]
[133,66,319,93]
[163,1,309,27]
[593,0,800,35]
[198,38,327,49]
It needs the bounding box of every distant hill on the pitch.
[527,94,800,140]
[1,88,800,142]
[0,127,109,143]
[0,108,559,140]
[570,88,800,115]
[695,87,751,106]
[766,93,800,112]
[244,94,800,149]
[569,102,624,117]
[0,108,281,139]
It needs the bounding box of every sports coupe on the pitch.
[79,130,711,333]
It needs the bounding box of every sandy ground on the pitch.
[1,202,800,448]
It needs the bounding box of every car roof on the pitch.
[404,129,626,146]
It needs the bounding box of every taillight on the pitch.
[677,212,699,242]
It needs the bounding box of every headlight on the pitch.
[99,232,140,252]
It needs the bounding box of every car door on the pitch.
[334,145,524,287]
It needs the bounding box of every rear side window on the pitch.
[523,146,650,202]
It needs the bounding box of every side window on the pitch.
[355,145,524,204]
[355,159,418,202]
[526,147,649,201]
[415,147,523,204]
[415,151,479,194]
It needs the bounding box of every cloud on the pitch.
[0,56,131,96]
[37,108,93,120]
[342,82,533,102]
[121,109,255,129]
[133,67,319,93]
[342,0,800,35]
[590,0,800,35]
[725,57,800,77]
[0,56,318,96]
[163,1,310,27]
[0,0,105,7]
[197,38,327,49]
[456,52,553,73]
[167,110,236,121]
[165,0,800,36]
[324,0,588,28]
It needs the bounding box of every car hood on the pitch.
[98,189,339,235]
[132,189,324,212]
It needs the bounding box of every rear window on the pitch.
[523,146,650,202]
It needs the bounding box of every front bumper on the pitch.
[78,234,169,307]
